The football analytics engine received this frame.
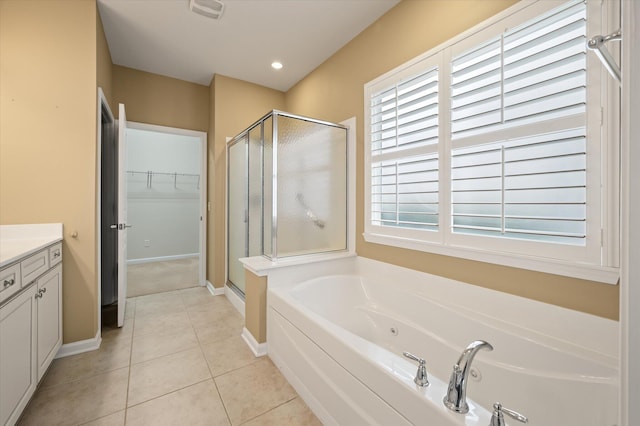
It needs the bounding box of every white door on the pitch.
[117,103,128,327]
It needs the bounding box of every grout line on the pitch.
[124,292,212,412]
[125,286,231,416]
[77,409,125,425]
[123,298,136,425]
[193,299,237,426]
[210,354,262,379]
[35,363,131,390]
[129,344,201,368]
[36,289,256,424]
[237,395,299,425]
[125,377,213,410]
[210,375,234,425]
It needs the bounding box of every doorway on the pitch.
[97,91,208,334]
[98,98,129,328]
[98,91,118,326]
[124,122,207,298]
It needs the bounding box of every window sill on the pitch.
[363,232,619,285]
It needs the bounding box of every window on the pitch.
[370,66,440,234]
[364,0,619,283]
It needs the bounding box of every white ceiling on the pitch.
[98,0,400,92]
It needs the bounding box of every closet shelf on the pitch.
[126,170,200,189]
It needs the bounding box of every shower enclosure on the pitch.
[227,110,348,295]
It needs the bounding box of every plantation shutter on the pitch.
[370,66,440,231]
[450,0,588,245]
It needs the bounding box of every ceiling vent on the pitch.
[189,0,225,20]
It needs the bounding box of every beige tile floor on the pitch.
[18,287,321,426]
[127,258,200,298]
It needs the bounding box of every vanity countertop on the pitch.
[0,224,63,268]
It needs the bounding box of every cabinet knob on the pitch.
[3,278,15,288]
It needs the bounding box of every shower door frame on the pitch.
[226,130,254,297]
[267,110,349,261]
[225,110,350,295]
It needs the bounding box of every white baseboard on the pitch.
[128,253,199,265]
[242,327,268,357]
[207,280,225,296]
[55,329,101,358]
[224,285,245,317]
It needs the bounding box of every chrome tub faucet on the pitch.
[443,340,493,414]
[403,351,429,387]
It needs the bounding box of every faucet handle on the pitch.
[403,352,429,387]
[490,402,528,426]
[403,351,425,364]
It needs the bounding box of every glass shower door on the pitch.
[227,124,263,296]
[227,110,349,290]
[275,115,347,258]
[227,136,247,293]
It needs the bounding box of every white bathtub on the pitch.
[266,257,619,425]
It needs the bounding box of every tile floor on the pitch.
[127,258,200,298]
[18,287,321,425]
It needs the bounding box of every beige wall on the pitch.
[245,270,267,343]
[112,65,209,132]
[109,61,284,298]
[285,0,619,320]
[0,0,99,342]
[209,74,285,288]
[97,9,113,110]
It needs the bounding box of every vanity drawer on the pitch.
[49,243,62,266]
[0,263,22,304]
[21,249,49,285]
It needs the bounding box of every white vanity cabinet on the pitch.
[35,262,62,381]
[0,284,37,426]
[0,236,63,426]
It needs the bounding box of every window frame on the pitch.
[367,52,444,244]
[363,0,619,284]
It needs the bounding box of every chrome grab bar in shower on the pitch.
[296,193,325,229]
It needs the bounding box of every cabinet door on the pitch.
[0,285,37,426]
[36,264,62,381]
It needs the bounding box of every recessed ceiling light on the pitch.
[271,61,283,70]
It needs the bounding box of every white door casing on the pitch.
[117,103,128,328]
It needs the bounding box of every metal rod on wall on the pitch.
[588,29,621,84]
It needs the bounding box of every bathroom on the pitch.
[0,0,638,424]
